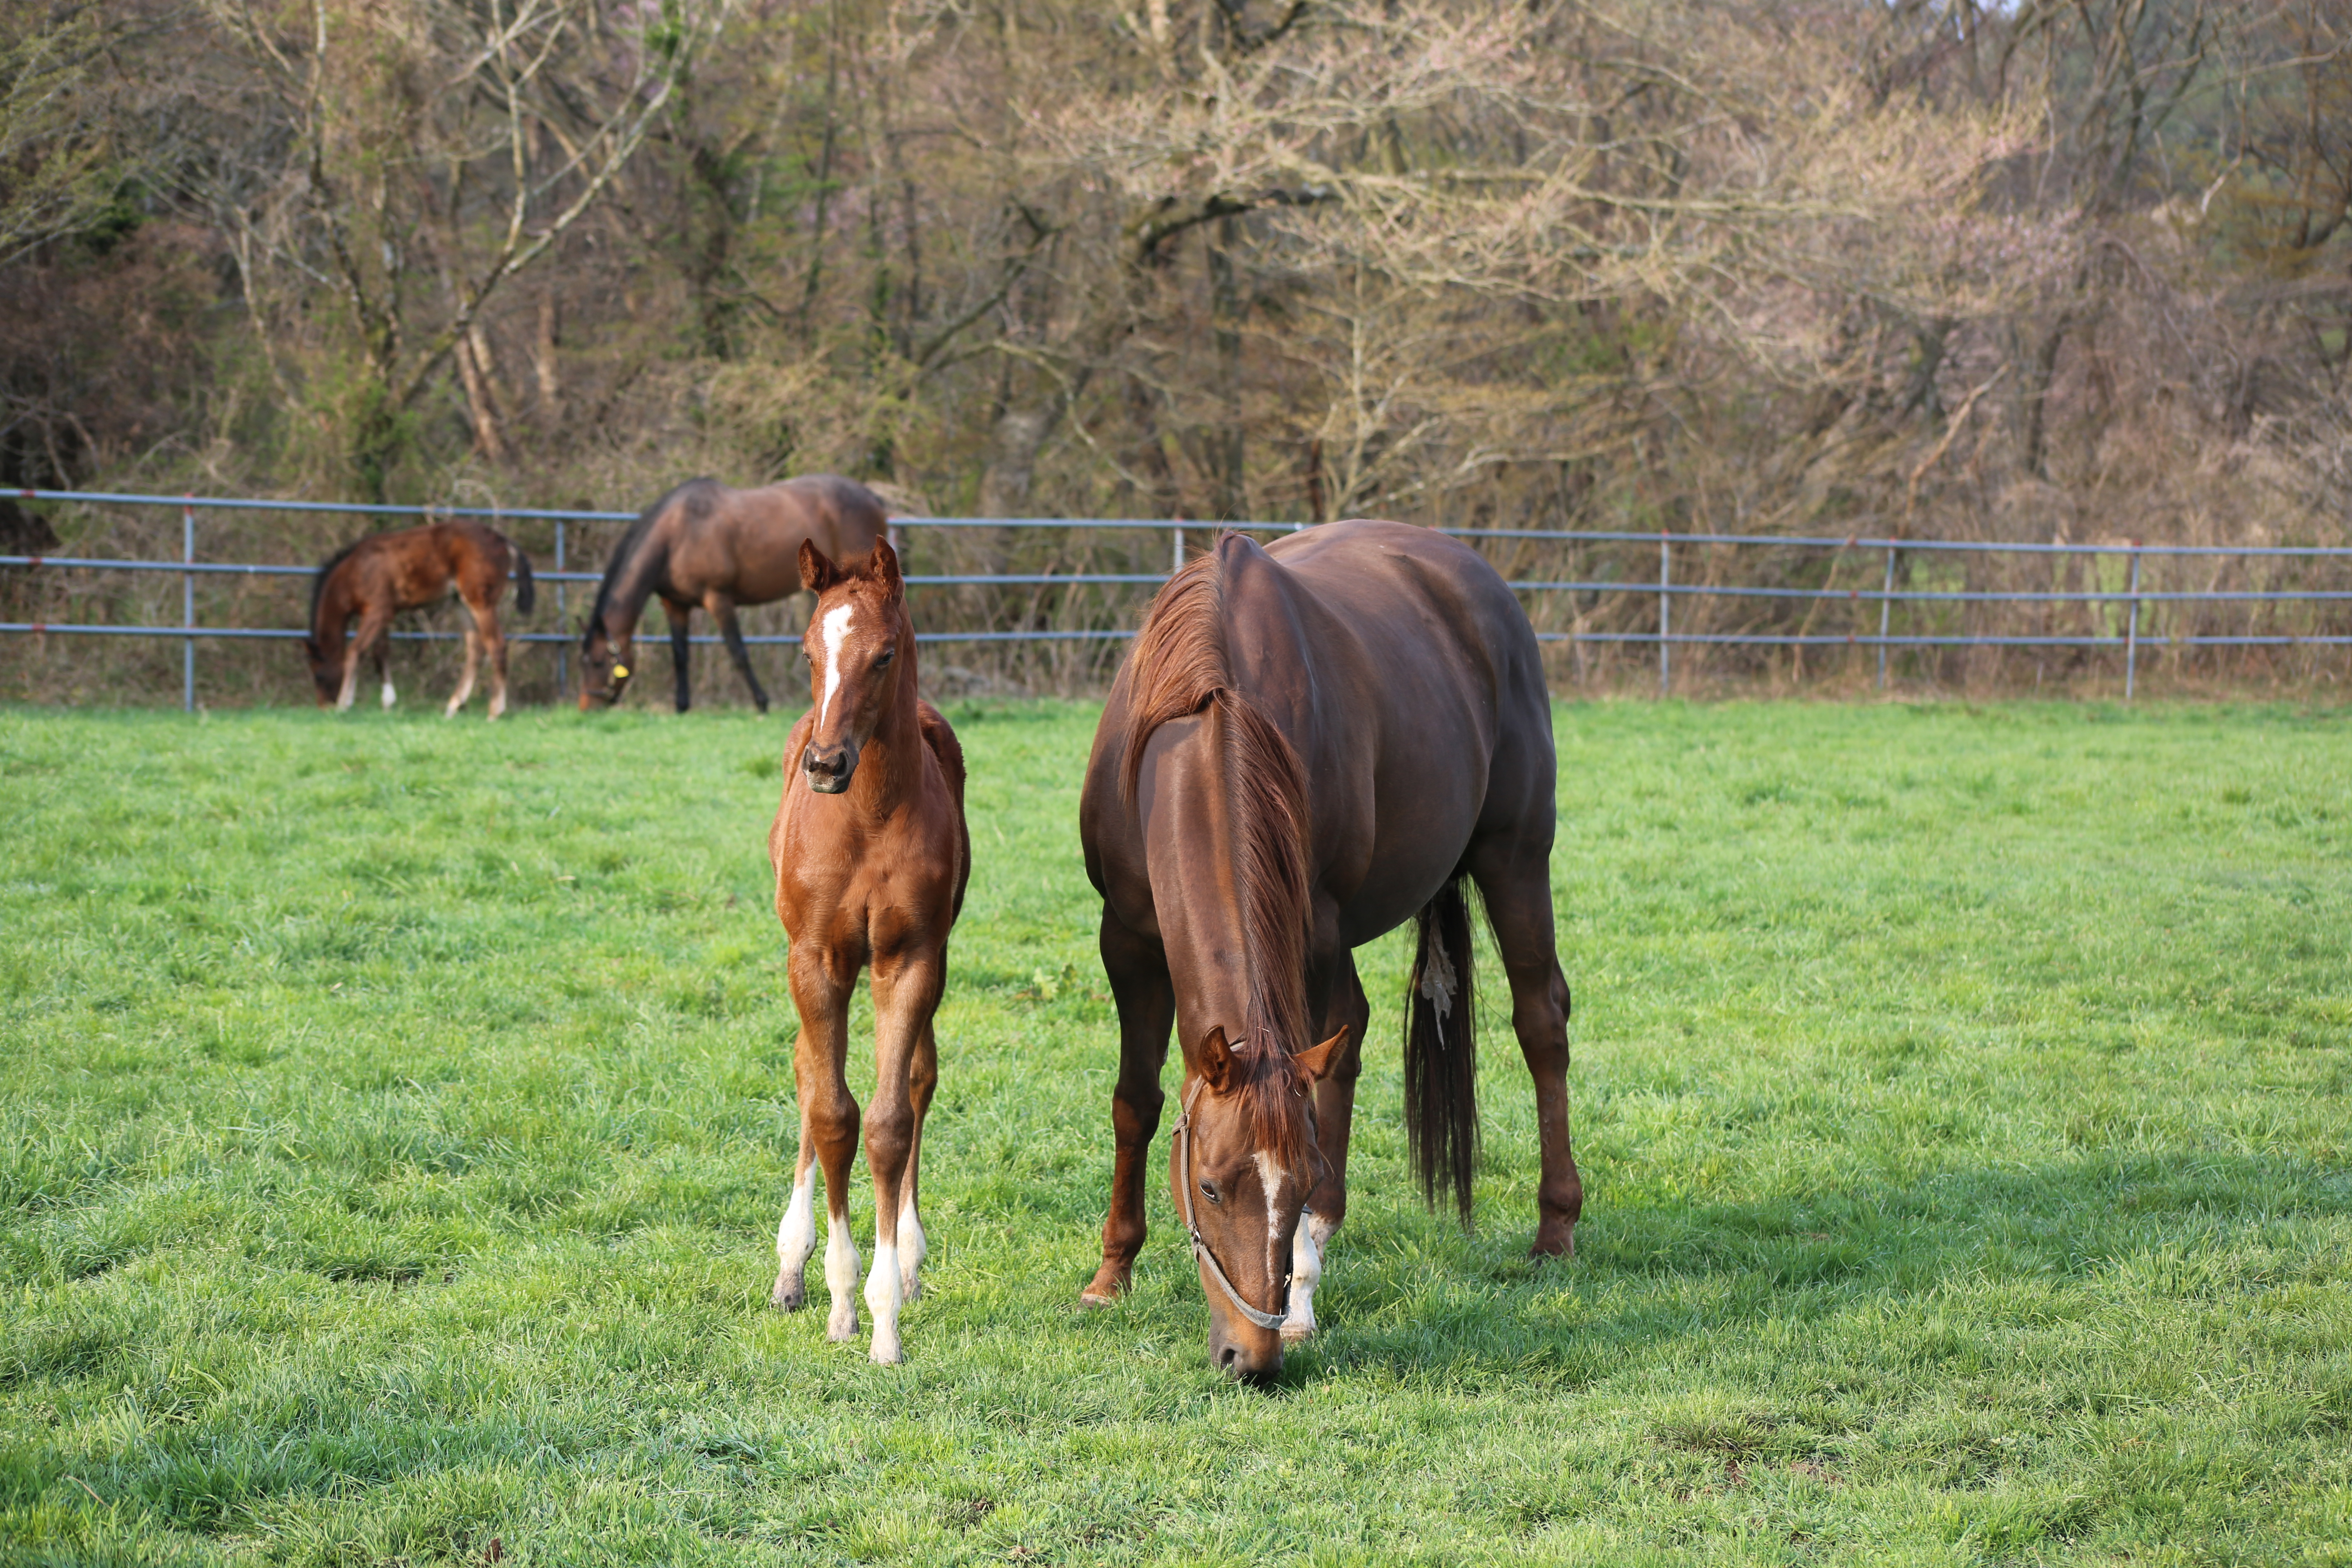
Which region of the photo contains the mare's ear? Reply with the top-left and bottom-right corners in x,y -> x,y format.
866,535 -> 903,598
1198,1025 -> 1241,1094
1292,1027 -> 1348,1083
800,538 -> 842,594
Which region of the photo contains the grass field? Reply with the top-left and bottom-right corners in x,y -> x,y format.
3,700 -> 2350,1566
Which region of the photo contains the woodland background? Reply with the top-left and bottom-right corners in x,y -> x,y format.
5,0 -> 2352,702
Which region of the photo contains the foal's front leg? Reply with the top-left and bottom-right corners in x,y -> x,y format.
862,946 -> 944,1364
775,941 -> 863,1340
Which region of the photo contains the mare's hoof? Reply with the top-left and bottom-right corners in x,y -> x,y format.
1528,1224 -> 1576,1260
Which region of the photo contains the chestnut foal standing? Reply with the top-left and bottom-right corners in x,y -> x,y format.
766,537 -> 969,1363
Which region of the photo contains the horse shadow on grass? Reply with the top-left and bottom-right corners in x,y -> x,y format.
1268,1144 -> 2352,1393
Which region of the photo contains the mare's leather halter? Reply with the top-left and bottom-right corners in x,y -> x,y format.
1173,1075 -> 1298,1332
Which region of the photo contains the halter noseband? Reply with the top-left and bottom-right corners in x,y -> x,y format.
1173,1075 -> 1301,1333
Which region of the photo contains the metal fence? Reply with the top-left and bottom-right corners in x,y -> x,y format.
6,487 -> 2352,709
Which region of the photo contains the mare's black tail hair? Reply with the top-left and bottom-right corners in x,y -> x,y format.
1403,875 -> 1481,1225
509,541 -> 536,615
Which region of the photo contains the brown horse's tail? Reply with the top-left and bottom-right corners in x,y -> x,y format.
1404,874 -> 1481,1226
507,538 -> 537,615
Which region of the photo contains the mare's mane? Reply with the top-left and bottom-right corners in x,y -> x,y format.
584,478 -> 714,648
1119,538 -> 1315,1169
308,539 -> 365,638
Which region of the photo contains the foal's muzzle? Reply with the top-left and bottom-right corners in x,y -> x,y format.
804,742 -> 858,793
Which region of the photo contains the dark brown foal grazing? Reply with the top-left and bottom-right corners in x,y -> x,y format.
580,474 -> 887,714
766,536 -> 969,1364
1077,523 -> 1582,1381
305,521 -> 535,718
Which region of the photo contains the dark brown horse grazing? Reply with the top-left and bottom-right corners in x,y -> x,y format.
305,521 -> 535,718
579,475 -> 888,714
766,536 -> 969,1364
1076,522 -> 1581,1381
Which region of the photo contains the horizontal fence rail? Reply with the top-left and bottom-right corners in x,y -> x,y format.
5,488 -> 2350,708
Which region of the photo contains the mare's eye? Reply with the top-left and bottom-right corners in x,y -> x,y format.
875,648 -> 895,667
1200,1180 -> 1221,1205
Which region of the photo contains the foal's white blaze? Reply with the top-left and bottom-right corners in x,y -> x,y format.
896,1193 -> 925,1301
817,604 -> 855,728
864,1241 -> 904,1364
823,1212 -> 861,1342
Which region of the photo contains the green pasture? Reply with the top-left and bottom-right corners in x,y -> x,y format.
3,700 -> 2349,1566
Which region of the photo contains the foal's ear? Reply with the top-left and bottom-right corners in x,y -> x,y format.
866,535 -> 903,598
1292,1027 -> 1348,1083
800,538 -> 843,593
1198,1025 -> 1241,1094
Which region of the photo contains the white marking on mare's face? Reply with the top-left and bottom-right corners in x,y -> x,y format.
817,604 -> 855,728
1253,1150 -> 1288,1285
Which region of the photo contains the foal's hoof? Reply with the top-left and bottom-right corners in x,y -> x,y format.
771,1274 -> 807,1312
868,1332 -> 903,1366
1279,1321 -> 1316,1347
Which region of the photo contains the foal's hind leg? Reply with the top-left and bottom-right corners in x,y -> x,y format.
1467,841 -> 1583,1258
894,1013 -> 940,1304
862,947 -> 944,1364
445,620 -> 481,718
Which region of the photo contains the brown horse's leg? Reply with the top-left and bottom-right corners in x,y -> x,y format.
664,599 -> 693,713
897,1011 -> 941,1305
1288,952 -> 1370,1342
777,941 -> 863,1338
1082,909 -> 1175,1306
346,607 -> 394,711
705,591 -> 770,714
445,619 -> 481,718
862,947 -> 944,1364
1468,844 -> 1583,1258
475,597 -> 509,719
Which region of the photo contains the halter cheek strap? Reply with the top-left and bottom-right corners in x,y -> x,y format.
1174,1076 -> 1298,1332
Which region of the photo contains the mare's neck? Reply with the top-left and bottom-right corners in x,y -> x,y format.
602,534 -> 667,641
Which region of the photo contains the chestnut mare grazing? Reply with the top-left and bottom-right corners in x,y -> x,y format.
580,474 -> 887,713
766,537 -> 969,1364
305,521 -> 535,718
1077,523 -> 1582,1381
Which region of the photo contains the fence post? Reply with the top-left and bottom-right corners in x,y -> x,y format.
2124,542 -> 2143,702
1172,523 -> 1183,575
1658,532 -> 1671,696
1877,544 -> 1896,690
182,499 -> 195,713
554,520 -> 567,701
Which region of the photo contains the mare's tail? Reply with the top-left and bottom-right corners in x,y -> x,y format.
1403,875 -> 1481,1225
508,540 -> 537,615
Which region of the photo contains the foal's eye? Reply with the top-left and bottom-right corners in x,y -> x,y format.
1200,1180 -> 1221,1205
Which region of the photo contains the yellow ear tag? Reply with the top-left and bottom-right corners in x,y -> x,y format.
611,664 -> 629,679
